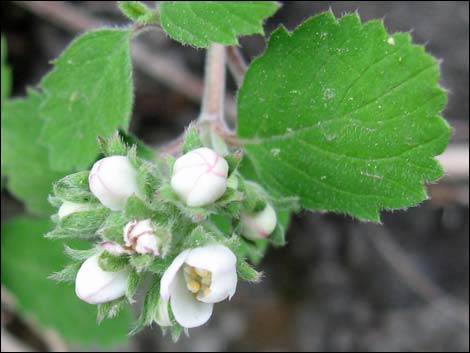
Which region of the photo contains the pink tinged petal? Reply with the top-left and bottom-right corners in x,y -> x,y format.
75,254 -> 128,304
135,233 -> 160,256
186,172 -> 227,207
160,249 -> 191,301
241,203 -> 277,241
171,147 -> 228,207
100,242 -> 133,256
170,271 -> 213,328
89,156 -> 142,211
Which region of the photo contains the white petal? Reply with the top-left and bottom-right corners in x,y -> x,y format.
197,267 -> 237,304
100,242 -> 133,256
185,244 -> 236,274
170,165 -> 208,203
135,233 -> 159,255
75,254 -> 128,304
160,249 -> 190,301
170,271 -> 213,328
241,203 -> 277,241
186,173 -> 227,207
89,156 -> 141,211
58,201 -> 89,219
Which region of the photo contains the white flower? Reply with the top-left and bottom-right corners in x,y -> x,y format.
160,244 -> 237,328
241,203 -> 277,241
124,219 -> 160,256
75,254 -> 129,304
171,147 -> 228,207
58,201 -> 90,219
89,156 -> 141,211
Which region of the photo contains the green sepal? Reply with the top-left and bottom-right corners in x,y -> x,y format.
130,253 -> 155,273
98,251 -> 129,272
181,124 -> 203,154
53,171 -> 96,203
97,212 -> 128,242
97,297 -> 128,324
98,132 -> 128,156
126,268 -> 141,303
237,258 -> 262,282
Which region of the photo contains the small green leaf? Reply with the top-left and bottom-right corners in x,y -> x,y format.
1,35 -> 11,104
125,194 -> 155,219
159,1 -> 279,48
40,29 -> 134,171
126,268 -> 141,302
1,217 -> 132,347
56,207 -> 109,236
1,91 -> 67,214
238,12 -> 450,221
118,1 -> 158,24
98,132 -> 128,156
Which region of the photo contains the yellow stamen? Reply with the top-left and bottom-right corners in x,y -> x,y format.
186,280 -> 201,293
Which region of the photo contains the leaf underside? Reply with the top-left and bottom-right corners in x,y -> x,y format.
159,1 -> 279,48
237,11 -> 450,222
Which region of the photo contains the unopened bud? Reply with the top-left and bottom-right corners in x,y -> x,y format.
75,254 -> 129,304
124,219 -> 160,256
89,156 -> 141,211
241,203 -> 277,241
171,147 -> 228,207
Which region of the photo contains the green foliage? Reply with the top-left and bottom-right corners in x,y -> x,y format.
118,1 -> 158,24
1,91 -> 66,214
181,124 -> 203,154
1,217 -> 132,347
40,29 -> 134,171
237,11 -> 450,222
159,1 -> 279,47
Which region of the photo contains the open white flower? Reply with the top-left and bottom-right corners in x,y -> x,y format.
75,254 -> 129,304
58,201 -> 90,219
241,203 -> 277,241
89,155 -> 142,211
171,147 -> 228,207
160,244 -> 237,328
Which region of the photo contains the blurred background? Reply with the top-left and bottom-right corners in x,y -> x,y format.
1,1 -> 468,351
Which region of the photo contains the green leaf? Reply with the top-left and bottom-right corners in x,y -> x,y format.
159,1 -> 279,48
1,217 -> 132,347
1,35 -> 11,104
118,1 -> 158,24
237,12 -> 450,222
1,91 -> 66,214
40,29 -> 134,171
181,124 -> 203,154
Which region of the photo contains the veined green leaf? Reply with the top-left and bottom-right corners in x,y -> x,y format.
238,12 -> 450,221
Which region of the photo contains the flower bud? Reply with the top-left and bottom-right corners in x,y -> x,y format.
58,201 -> 90,219
171,147 -> 228,207
89,156 -> 141,211
124,219 -> 160,256
241,203 -> 277,241
75,254 -> 129,304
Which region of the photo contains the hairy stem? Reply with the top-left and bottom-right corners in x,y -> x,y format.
226,46 -> 248,87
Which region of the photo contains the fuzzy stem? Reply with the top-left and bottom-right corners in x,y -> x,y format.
199,43 -> 227,130
226,46 -> 248,87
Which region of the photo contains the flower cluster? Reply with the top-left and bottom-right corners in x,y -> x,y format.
48,132 -> 293,338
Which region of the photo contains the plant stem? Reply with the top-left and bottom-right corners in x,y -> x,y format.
199,43 -> 227,130
226,46 -> 248,87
